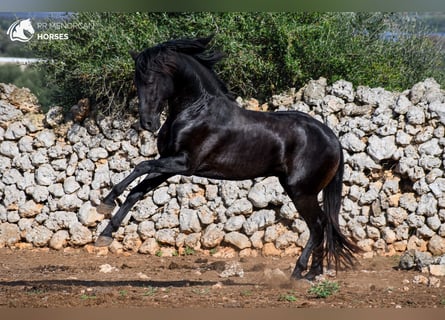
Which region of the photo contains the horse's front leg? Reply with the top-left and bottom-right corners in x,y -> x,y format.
95,173 -> 171,246
97,172 -> 163,216
96,155 -> 189,216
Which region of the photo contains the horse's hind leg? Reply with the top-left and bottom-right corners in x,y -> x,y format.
285,189 -> 326,280
95,174 -> 171,246
304,224 -> 326,280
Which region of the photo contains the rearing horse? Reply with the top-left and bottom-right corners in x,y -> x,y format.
95,35 -> 360,280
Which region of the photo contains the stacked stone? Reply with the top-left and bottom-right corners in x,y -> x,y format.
284,77 -> 445,257
1,79 -> 445,258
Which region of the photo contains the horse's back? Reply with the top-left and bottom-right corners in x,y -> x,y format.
244,109 -> 341,154
169,102 -> 341,183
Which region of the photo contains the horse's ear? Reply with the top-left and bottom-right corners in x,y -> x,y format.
129,50 -> 139,60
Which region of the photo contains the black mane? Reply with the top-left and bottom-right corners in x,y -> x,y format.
162,35 -> 225,70
135,35 -> 234,98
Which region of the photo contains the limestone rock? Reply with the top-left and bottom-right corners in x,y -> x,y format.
179,208 -> 201,233
25,225 -> 53,247
428,235 -> 445,256
367,135 -> 397,161
247,177 -> 285,208
330,79 -> 354,102
49,230 -> 70,250
78,202 -> 103,227
224,231 -> 251,249
69,223 -> 92,246
0,223 -> 20,247
139,238 -> 160,255
201,223 -> 225,248
303,78 -> 327,106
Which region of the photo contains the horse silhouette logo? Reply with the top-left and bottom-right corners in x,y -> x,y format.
7,19 -> 35,42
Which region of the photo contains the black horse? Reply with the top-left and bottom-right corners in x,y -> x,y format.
95,35 -> 360,280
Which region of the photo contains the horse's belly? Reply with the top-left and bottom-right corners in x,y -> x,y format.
194,147 -> 283,180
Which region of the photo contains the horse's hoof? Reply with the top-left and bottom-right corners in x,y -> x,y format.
290,269 -> 304,280
303,272 -> 318,281
95,235 -> 114,247
96,202 -> 116,217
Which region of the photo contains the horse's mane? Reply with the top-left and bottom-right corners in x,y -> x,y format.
136,35 -> 235,99
163,35 -> 224,69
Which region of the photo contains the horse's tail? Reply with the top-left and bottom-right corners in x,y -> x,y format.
323,147 -> 361,270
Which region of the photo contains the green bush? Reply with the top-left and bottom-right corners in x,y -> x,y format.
280,12 -> 445,91
30,12 -> 445,114
308,280 -> 340,298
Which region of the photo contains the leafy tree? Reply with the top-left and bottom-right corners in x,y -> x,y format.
29,12 -> 445,115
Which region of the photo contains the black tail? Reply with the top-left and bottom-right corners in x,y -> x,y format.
323,149 -> 362,270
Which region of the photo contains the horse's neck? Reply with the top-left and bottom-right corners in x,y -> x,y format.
168,65 -> 212,113
182,55 -> 226,94
168,85 -> 209,117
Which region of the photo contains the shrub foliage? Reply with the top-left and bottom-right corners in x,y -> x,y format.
30,12 -> 445,114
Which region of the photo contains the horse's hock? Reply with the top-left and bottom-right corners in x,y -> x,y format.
1,79 -> 445,266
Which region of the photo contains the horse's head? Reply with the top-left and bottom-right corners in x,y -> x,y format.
131,35 -> 218,132
131,46 -> 176,132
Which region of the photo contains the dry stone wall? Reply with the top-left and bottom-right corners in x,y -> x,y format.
1,79 -> 445,259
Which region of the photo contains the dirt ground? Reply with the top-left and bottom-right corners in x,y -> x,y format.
0,247 -> 444,309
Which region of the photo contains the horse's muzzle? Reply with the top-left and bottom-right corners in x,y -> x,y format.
140,117 -> 161,132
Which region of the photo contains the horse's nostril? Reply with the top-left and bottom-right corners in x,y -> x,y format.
141,119 -> 159,132
141,120 -> 152,130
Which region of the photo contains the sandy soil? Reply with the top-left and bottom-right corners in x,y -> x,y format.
0,247 -> 444,308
